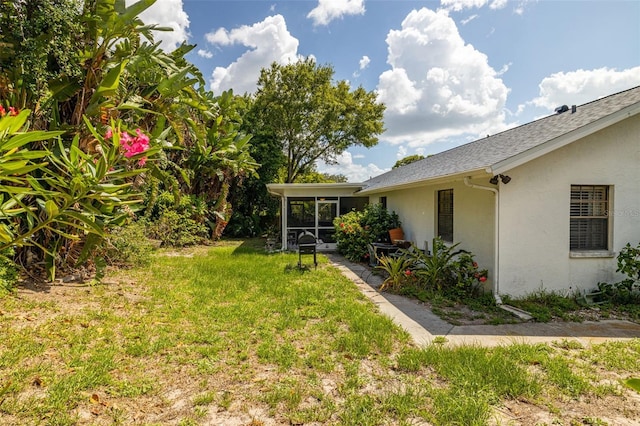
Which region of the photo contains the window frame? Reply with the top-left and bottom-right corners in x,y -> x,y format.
569,185 -> 610,252
437,189 -> 454,243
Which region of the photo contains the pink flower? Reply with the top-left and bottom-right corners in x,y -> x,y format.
138,157 -> 147,166
8,107 -> 18,116
472,262 -> 478,268
104,128 -> 113,139
120,129 -> 149,159
0,106 -> 5,116
404,269 -> 412,276
479,276 -> 487,282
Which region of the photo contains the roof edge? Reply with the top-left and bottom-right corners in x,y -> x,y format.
357,168 -> 489,195
491,101 -> 640,175
266,182 -> 364,195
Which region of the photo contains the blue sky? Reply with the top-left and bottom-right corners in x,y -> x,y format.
135,0 -> 640,181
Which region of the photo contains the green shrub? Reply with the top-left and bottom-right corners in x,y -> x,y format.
0,248 -> 19,294
376,254 -> 417,292
406,237 -> 488,299
103,222 -> 155,267
148,211 -> 208,247
333,204 -> 401,262
597,242 -> 640,304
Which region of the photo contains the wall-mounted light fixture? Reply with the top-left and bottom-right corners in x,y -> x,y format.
490,174 -> 511,185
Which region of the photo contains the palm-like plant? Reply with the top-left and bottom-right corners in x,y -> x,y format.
376,254 -> 416,292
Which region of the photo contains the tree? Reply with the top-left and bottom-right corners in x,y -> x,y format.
251,58 -> 385,183
393,154 -> 425,169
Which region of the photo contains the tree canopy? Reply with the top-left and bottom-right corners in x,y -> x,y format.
393,154 -> 425,169
250,58 -> 385,183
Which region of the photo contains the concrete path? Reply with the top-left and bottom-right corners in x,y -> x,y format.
327,253 -> 640,347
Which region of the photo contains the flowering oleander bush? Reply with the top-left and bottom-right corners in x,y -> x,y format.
0,111 -> 158,280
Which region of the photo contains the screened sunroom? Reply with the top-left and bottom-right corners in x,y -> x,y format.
267,183 -> 369,251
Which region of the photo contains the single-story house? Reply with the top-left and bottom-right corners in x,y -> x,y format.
268,85 -> 640,299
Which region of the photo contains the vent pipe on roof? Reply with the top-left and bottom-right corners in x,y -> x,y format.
555,105 -> 569,114
571,105 -> 577,113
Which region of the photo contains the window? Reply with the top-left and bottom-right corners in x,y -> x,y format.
287,197 -> 315,227
379,196 -> 387,210
437,189 -> 454,242
570,185 -> 609,250
339,197 -> 369,215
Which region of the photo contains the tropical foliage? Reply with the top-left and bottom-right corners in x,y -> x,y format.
0,0 -> 257,284
375,237 -> 489,299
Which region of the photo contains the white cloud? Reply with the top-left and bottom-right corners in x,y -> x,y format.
317,152 -> 388,183
460,14 -> 478,25
359,56 -> 371,70
440,0 -> 510,11
197,49 -> 213,59
128,0 -> 190,51
396,145 -> 407,159
376,8 -> 509,147
531,67 -> 640,110
205,15 -> 301,94
307,0 -> 365,26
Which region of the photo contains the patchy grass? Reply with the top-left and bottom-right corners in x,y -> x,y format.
1,240 -> 639,425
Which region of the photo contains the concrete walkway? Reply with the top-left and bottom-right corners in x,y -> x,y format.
327,253 -> 640,347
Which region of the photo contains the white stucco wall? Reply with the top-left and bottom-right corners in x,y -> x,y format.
498,116 -> 640,297
379,180 -> 496,290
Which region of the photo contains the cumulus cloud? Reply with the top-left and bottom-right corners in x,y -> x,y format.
531,67 -> 640,110
128,0 -> 190,51
197,49 -> 213,59
376,8 -> 509,147
359,56 -> 371,70
307,0 -> 365,26
205,15 -> 301,94
317,151 -> 388,182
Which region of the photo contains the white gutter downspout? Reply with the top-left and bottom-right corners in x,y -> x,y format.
463,177 -> 503,305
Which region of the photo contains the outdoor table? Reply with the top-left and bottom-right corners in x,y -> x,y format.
371,242 -> 400,264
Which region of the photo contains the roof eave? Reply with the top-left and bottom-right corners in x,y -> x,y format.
358,168 -> 490,195
266,182 -> 365,196
490,101 -> 640,175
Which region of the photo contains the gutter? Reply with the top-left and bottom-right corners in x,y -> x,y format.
463,177 -> 502,305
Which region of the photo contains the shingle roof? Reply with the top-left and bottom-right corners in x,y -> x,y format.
360,85 -> 640,194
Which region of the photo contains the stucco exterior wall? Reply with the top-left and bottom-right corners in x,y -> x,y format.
379,180 -> 496,290
498,116 -> 640,297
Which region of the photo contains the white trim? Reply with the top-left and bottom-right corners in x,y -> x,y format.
569,251 -> 616,259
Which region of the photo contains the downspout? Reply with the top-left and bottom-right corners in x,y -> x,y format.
463,177 -> 503,305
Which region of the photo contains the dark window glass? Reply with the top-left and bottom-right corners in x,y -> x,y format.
339,197 -> 369,215
437,189 -> 454,242
317,201 -> 337,227
287,197 -> 315,227
380,196 -> 387,210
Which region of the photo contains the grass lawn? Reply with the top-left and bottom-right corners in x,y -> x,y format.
1,239 -> 639,425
